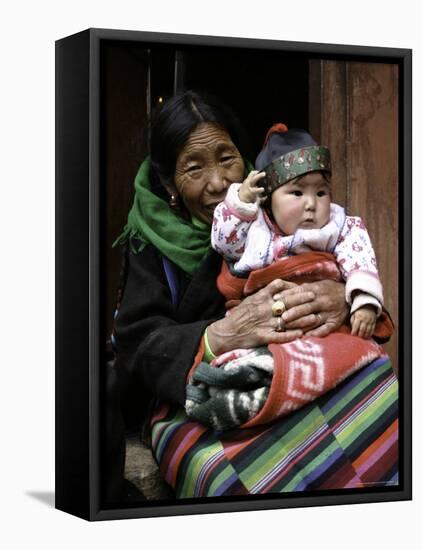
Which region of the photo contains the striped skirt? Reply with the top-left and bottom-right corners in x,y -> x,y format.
151,356 -> 398,497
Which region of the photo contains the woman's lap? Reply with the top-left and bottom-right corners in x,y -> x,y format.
151,356 -> 398,498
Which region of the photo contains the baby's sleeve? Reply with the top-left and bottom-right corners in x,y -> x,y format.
211,183 -> 259,262
334,216 -> 384,314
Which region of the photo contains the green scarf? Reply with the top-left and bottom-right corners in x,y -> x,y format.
114,157 -> 253,275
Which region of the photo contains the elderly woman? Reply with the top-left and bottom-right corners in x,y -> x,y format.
108,91 -> 398,501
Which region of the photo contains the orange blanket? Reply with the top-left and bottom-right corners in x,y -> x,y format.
215,252 -> 394,428
217,251 -> 393,342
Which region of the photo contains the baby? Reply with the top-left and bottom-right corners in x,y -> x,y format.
212,124 -> 383,339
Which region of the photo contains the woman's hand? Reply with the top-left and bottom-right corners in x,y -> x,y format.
277,279 -> 349,337
206,279 -> 315,355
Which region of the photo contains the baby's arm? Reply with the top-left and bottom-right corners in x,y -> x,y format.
350,304 -> 377,339
334,216 -> 384,313
333,215 -> 384,339
211,171 -> 266,261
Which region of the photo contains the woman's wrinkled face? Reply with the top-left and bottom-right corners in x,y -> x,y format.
173,123 -> 245,224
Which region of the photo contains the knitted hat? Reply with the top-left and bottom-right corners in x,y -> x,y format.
255,123 -> 331,195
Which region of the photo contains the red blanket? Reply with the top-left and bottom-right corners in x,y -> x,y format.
215,252 -> 394,428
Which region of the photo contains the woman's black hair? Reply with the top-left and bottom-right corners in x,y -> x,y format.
148,90 -> 249,198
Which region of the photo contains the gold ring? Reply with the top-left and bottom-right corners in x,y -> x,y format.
272,299 -> 287,317
316,313 -> 323,326
275,316 -> 286,332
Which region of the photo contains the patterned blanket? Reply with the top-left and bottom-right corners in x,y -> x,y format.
186,252 -> 393,430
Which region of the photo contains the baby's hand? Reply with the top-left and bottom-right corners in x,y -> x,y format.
238,170 -> 266,203
350,305 -> 377,339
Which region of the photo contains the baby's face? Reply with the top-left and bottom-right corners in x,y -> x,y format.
270,171 -> 331,235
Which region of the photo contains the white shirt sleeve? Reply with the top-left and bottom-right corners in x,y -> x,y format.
211,183 -> 259,262
334,216 -> 384,314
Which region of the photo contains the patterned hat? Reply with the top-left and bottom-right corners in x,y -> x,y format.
255,123 -> 331,195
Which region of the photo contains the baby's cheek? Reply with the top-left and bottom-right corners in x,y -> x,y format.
284,204 -> 302,223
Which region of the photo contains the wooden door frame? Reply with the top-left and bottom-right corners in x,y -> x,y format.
309,59 -> 400,371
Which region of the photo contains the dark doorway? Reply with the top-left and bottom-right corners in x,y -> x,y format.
181,46 -> 309,157
102,41 -> 310,345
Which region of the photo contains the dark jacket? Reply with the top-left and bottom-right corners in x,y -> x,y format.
113,243 -> 226,409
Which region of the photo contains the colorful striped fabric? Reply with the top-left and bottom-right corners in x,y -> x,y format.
151,356 -> 398,497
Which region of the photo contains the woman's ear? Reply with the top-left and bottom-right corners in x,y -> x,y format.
161,181 -> 182,210
162,181 -> 178,200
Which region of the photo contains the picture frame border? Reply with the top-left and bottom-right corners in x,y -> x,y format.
55,27 -> 412,521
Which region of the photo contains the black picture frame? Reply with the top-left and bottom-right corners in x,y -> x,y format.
55,28 -> 412,521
